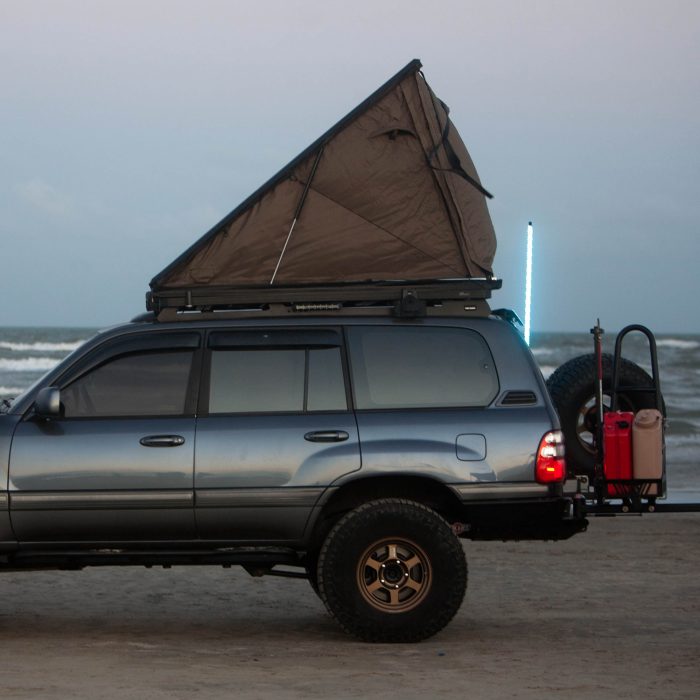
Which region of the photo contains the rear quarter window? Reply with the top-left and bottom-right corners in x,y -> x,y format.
347,326 -> 498,410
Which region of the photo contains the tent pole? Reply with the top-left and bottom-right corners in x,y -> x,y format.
270,147 -> 325,285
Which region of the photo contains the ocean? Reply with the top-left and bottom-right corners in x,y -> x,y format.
1,326 -> 698,499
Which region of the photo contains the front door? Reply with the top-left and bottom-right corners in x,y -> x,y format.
9,332 -> 201,542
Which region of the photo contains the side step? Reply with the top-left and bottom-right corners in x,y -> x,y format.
0,547 -> 303,572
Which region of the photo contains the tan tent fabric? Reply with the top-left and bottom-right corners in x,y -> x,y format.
151,61 -> 496,292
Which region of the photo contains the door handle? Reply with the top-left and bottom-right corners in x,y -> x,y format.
304,430 -> 350,443
139,435 -> 186,447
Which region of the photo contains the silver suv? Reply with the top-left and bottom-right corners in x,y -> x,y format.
0,296 -> 583,641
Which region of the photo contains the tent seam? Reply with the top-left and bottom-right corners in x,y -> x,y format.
295,185 -> 465,276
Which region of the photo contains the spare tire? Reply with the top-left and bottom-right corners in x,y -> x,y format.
546,353 -> 661,477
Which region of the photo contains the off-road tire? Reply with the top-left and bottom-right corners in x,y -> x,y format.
546,353 -> 660,477
316,498 -> 467,643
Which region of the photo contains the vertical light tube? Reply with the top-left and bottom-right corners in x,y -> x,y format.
524,221 -> 533,346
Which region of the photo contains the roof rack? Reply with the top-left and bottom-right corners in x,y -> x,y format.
146,278 -> 502,321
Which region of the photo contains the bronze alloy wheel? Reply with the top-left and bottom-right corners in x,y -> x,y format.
356,538 -> 432,613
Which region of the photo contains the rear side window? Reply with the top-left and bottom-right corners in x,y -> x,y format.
61,351 -> 194,418
209,347 -> 347,414
307,348 -> 347,411
347,326 -> 498,409
210,349 -> 305,413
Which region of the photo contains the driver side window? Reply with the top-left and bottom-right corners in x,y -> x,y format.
61,350 -> 194,418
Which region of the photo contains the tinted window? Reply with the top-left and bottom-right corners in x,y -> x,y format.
307,348 -> 347,411
62,351 -> 194,417
210,349 -> 305,413
347,326 -> 498,409
209,347 -> 347,414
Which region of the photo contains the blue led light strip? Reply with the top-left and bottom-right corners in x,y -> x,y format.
524,221 -> 533,346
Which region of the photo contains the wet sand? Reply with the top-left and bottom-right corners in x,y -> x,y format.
1,514 -> 699,699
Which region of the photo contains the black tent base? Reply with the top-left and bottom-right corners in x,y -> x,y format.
146,278 -> 502,319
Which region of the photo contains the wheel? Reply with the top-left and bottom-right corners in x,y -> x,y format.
316,498 -> 467,643
546,353 -> 661,477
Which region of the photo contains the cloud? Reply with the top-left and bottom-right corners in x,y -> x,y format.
14,178 -> 74,217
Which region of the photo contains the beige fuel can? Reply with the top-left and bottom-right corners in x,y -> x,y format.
632,409 -> 664,495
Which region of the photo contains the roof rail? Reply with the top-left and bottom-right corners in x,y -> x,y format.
146,278 -> 501,321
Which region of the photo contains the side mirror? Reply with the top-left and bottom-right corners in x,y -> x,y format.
34,387 -> 61,418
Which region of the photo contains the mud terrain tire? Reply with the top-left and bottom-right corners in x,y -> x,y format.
317,498 -> 467,643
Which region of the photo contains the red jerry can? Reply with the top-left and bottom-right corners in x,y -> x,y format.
603,411 -> 634,496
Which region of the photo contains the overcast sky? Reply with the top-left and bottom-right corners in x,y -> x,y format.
1,0 -> 698,332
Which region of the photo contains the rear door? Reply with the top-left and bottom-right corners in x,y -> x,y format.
194,328 -> 360,541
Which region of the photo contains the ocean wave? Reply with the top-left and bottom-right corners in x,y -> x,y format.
0,340 -> 84,352
530,347 -> 556,357
0,386 -> 23,396
0,357 -> 60,372
666,419 -> 700,437
538,365 -> 557,379
656,339 -> 700,350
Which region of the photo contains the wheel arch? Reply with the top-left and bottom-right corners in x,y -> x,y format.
306,474 -> 464,551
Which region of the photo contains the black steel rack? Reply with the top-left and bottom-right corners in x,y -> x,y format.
574,323 -> 697,515
146,278 -> 502,321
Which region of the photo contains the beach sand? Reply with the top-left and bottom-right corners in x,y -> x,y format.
1,513 -> 698,699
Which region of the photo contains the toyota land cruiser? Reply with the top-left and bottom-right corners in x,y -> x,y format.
0,284 -> 585,642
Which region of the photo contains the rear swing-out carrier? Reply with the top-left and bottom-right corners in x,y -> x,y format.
574,323 -> 699,515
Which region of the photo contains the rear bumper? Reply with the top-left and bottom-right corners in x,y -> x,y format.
455,496 -> 588,541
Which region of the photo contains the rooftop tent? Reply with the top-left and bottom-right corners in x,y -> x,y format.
148,59 -> 497,306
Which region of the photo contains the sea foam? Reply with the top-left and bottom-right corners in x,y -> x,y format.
0,357 -> 60,372
0,386 -> 23,396
0,340 -> 83,352
656,339 -> 700,350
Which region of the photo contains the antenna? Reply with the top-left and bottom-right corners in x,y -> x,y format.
524,221 -> 533,346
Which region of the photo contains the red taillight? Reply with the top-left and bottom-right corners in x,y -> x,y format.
536,430 -> 566,483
